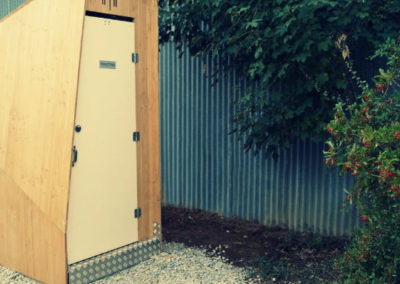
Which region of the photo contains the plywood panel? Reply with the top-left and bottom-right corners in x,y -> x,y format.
0,171 -> 67,283
85,0 -> 134,17
0,0 -> 161,282
133,0 -> 162,241
109,0 -> 133,17
0,0 -> 86,282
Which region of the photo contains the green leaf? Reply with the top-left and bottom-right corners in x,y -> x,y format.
336,79 -> 347,89
317,40 -> 330,51
316,73 -> 329,85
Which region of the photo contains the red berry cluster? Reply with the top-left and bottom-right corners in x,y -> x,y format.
327,125 -> 333,134
390,185 -> 400,198
375,83 -> 389,93
362,141 -> 371,148
378,169 -> 395,179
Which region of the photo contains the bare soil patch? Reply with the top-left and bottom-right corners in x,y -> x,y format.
162,205 -> 348,283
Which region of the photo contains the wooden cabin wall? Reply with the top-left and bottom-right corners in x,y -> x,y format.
84,0 -> 162,241
85,0 -> 134,17
133,0 -> 162,241
0,0 -> 86,283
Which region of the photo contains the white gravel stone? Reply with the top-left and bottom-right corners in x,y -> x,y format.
0,242 -> 260,284
0,266 -> 37,284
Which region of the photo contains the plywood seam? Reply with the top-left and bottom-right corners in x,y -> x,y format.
0,169 -> 66,234
0,0 -> 35,24
65,1 -> 87,268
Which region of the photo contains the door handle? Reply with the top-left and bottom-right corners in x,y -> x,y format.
72,146 -> 78,167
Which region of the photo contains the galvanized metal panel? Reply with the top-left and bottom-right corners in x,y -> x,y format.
0,0 -> 27,19
160,42 -> 360,236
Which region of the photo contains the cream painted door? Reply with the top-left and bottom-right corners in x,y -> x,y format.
67,15 -> 137,265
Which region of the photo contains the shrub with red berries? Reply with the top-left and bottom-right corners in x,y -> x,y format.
324,37 -> 400,283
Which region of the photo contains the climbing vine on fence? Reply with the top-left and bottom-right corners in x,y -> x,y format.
159,0 -> 400,156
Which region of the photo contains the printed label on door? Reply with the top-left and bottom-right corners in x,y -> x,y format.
99,60 -> 116,69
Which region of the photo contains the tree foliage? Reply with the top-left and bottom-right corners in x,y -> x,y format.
159,0 -> 400,156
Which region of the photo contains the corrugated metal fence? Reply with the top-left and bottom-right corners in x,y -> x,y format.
159,42 -> 360,236
0,0 -> 26,19
1,2 -> 360,236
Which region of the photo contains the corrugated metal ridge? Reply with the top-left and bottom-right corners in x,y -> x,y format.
160,42 -> 360,236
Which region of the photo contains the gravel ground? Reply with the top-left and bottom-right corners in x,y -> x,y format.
0,242 -> 260,284
0,265 -> 36,284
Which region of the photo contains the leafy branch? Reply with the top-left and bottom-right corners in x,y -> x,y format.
159,0 -> 400,156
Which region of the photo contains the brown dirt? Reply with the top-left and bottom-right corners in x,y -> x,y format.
162,205 -> 349,283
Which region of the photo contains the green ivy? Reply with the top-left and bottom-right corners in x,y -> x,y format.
159,0 -> 400,156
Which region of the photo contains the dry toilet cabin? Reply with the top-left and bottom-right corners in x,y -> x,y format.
0,0 -> 161,283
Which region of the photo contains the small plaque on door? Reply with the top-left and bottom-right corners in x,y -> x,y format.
99,60 -> 116,69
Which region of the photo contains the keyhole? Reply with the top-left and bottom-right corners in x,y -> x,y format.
75,125 -> 82,133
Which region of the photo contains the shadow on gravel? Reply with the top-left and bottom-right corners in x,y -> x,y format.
162,205 -> 349,284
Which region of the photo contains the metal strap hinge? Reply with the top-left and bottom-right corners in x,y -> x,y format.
134,208 -> 142,218
132,53 -> 139,63
133,131 -> 140,142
